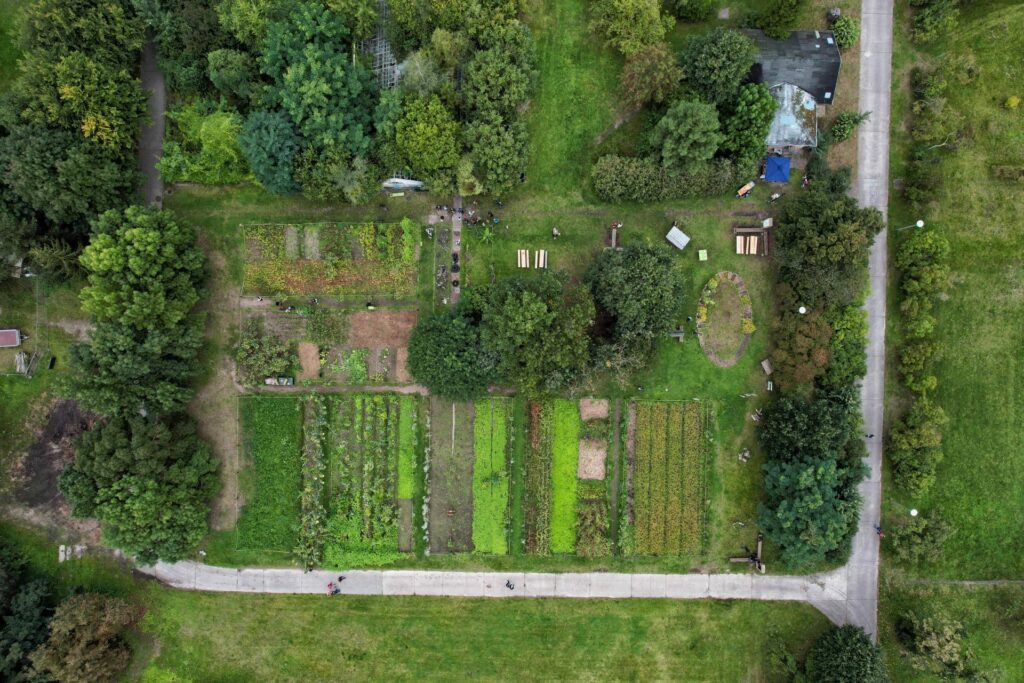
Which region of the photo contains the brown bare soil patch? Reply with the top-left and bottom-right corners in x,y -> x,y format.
577,438 -> 607,480
579,398 -> 609,421
296,342 -> 320,380
346,310 -> 418,347
394,347 -> 411,383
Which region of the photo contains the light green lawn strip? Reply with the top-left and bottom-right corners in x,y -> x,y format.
472,398 -> 509,554
397,396 -> 416,500
550,399 -> 580,553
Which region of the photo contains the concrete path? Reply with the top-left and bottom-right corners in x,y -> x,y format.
142,561 -> 847,614
846,0 -> 896,640
138,32 -> 166,207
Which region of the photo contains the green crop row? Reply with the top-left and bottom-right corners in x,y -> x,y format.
550,400 -> 580,553
397,396 -> 417,500
664,403 -> 685,555
295,396 -> 328,568
237,396 -> 303,552
472,398 -> 510,555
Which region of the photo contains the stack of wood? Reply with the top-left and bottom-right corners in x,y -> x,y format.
733,219 -> 772,256
517,249 -> 530,268
534,250 -> 548,269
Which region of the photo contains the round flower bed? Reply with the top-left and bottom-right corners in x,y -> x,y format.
696,271 -> 755,368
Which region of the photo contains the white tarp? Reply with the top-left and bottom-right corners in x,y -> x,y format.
666,226 -> 691,251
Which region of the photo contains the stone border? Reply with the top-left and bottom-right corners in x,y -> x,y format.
696,271 -> 754,368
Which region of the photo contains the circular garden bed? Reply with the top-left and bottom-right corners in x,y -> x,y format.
696,272 -> 755,368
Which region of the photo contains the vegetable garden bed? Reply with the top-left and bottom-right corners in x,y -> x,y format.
628,401 -> 710,556
242,221 -> 420,297
472,398 -> 511,555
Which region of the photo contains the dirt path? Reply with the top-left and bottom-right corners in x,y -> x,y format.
138,31 -> 165,206
189,247 -> 241,530
610,399 -> 621,539
48,320 -> 92,341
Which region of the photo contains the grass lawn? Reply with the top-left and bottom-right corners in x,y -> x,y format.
0,0 -> 24,93
884,1 -> 1024,580
549,399 -> 580,553
472,398 -> 510,555
236,395 -> 303,553
142,589 -> 830,681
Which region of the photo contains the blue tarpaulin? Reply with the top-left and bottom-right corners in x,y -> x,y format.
764,156 -> 791,183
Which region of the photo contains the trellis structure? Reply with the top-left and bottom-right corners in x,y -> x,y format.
360,0 -> 399,89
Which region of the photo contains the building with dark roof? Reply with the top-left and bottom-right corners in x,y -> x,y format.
744,29 -> 842,105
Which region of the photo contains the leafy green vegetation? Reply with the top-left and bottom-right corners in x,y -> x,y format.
397,396 -> 417,500
550,400 -> 580,553
472,398 -> 510,554
237,396 -> 303,552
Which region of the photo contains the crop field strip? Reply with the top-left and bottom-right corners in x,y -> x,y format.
472,398 -> 511,555
325,394 -> 402,566
550,400 -> 580,553
524,401 -> 553,555
237,396 -> 303,553
427,399 -> 475,554
241,221 -> 419,297
631,401 -> 707,556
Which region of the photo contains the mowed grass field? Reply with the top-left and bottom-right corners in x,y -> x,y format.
887,1 -> 1024,580
142,589 -> 830,681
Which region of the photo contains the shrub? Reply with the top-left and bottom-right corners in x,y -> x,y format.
240,111 -> 302,195
888,513 -> 954,564
307,308 -> 348,346
619,43 -> 683,109
1006,96 -> 1021,110
805,625 -> 888,683
665,0 -> 716,22
754,0 -> 806,41
912,0 -> 959,43
889,398 -> 947,496
898,611 -> 989,679
157,104 -> 250,185
831,16 -> 860,50
830,110 -> 871,142
235,318 -> 293,383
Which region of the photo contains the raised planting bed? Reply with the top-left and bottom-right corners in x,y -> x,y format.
242,221 -> 420,298
237,396 -> 303,552
696,272 -> 755,368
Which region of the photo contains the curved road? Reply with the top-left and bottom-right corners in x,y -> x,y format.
140,0 -> 894,641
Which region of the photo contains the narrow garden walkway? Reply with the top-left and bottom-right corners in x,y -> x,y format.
138,32 -> 165,206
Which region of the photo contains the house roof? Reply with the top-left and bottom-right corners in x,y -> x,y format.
744,29 -> 841,104
766,83 -> 818,148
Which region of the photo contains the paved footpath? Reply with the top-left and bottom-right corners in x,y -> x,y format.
138,31 -> 166,207
139,0 -> 894,641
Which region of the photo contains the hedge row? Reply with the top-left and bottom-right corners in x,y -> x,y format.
591,155 -> 753,203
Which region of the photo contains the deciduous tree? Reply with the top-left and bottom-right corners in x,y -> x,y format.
805,625 -> 888,683
678,28 -> 756,105
79,206 -> 205,330
395,95 -> 460,191
464,112 -> 527,195
239,110 -> 302,195
650,98 -> 722,172
589,0 -> 673,56
720,83 -> 777,162
30,593 -> 136,683
619,43 -> 683,109
407,308 -> 497,400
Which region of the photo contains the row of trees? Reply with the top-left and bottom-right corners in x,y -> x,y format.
408,244 -> 684,399
889,230 -> 951,497
0,540 -> 138,682
0,0 -> 146,263
758,162 -> 882,568
592,28 -> 775,202
143,0 -> 535,200
60,206 -> 219,564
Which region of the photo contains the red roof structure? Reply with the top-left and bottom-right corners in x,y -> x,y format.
0,329 -> 21,348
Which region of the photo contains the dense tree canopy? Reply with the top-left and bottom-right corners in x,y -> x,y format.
475,273 -> 595,395
30,593 -> 136,683
650,99 -> 722,171
678,28 -> 756,106
462,46 -> 532,118
619,43 -> 683,109
79,206 -> 205,330
66,320 -> 204,416
589,0 -> 673,56
769,284 -> 833,393
774,188 -> 884,307
239,111 -> 302,194
407,308 -> 497,400
757,388 -> 865,567
720,83 -> 778,162
464,113 -> 528,195
588,244 -> 685,353
396,95 -> 460,191
60,417 -> 219,563
23,0 -> 144,67
262,3 -> 377,154
805,625 -> 889,683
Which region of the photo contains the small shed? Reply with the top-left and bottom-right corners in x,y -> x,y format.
666,226 -> 691,251
0,329 -> 21,348
764,156 -> 791,182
